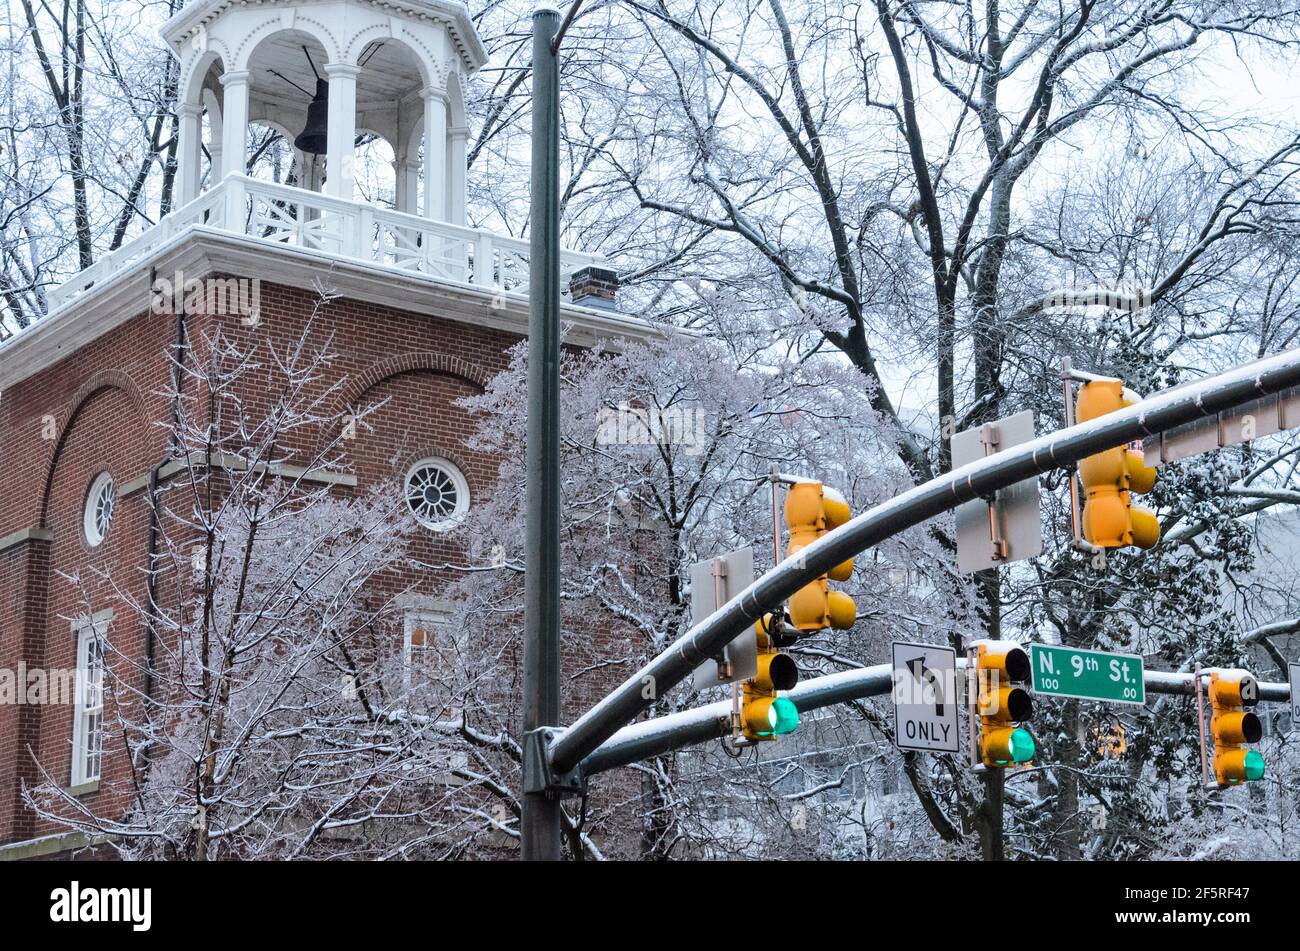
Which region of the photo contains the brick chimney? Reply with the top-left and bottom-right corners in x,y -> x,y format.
568,266 -> 619,310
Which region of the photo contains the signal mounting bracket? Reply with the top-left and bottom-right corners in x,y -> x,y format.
523,727 -> 587,797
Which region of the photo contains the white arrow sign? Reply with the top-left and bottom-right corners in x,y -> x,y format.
891,641 -> 960,753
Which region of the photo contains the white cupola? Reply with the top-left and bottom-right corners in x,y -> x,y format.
161,0 -> 487,224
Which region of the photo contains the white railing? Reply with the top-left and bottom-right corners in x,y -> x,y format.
49,187 -> 227,309
48,175 -> 602,312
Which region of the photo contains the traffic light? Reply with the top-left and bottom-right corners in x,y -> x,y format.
741,615 -> 800,741
1075,380 -> 1160,550
1208,669 -> 1265,786
974,640 -> 1035,767
784,482 -> 856,633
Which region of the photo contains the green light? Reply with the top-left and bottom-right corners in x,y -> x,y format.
1244,749 -> 1265,782
1008,728 -> 1035,764
771,697 -> 800,735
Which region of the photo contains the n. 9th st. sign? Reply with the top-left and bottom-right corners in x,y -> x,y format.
1030,644 -> 1145,705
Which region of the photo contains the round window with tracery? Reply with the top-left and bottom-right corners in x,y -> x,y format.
404,458 -> 469,531
84,472 -> 115,547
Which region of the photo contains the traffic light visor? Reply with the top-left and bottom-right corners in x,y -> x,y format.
827,590 -> 856,629
1008,728 -> 1035,763
745,696 -> 800,737
1211,674 -> 1259,707
1213,711 -> 1262,745
770,697 -> 800,735
785,482 -> 825,531
979,643 -> 1030,681
822,487 -> 851,528
984,727 -> 1035,765
980,685 -> 1034,721
1220,748 -> 1266,783
1076,380 -> 1125,421
1244,749 -> 1265,781
756,651 -> 800,692
1129,505 -> 1160,549
1125,450 -> 1157,494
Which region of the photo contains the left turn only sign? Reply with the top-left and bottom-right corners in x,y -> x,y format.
891,641 -> 961,753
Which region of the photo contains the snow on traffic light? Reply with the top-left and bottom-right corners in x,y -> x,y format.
1075,380 -> 1160,551
783,481 -> 856,632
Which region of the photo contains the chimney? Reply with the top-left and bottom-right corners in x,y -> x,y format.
568,266 -> 619,310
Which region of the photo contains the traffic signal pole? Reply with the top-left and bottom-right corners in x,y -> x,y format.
548,345 -> 1300,779
521,2 -> 563,862
577,662 -> 1293,777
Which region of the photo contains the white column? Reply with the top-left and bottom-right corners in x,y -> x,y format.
219,70 -> 250,181
395,158 -> 420,214
177,103 -> 202,206
203,87 -> 223,188
324,63 -> 361,200
306,153 -> 325,193
448,125 -> 468,226
422,87 -> 448,221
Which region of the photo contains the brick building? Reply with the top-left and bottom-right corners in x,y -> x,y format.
0,0 -> 653,858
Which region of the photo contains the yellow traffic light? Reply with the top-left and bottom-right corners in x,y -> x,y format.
784,482 -> 856,632
1075,381 -> 1159,550
741,616 -> 800,741
1208,670 -> 1265,786
975,640 -> 1035,767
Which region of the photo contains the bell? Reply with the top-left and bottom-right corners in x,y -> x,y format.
294,79 -> 330,154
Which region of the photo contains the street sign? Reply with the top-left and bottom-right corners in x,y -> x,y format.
690,547 -> 758,691
953,411 -> 1042,573
891,641 -> 960,753
1030,644 -> 1145,705
1290,663 -> 1300,731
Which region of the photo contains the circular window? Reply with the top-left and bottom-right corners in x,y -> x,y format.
404,458 -> 469,531
84,472 -> 115,547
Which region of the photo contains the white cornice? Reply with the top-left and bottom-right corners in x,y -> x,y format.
161,0 -> 489,74
0,228 -> 668,391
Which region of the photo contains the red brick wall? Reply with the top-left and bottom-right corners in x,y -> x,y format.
0,304 -> 175,843
0,272 -> 637,852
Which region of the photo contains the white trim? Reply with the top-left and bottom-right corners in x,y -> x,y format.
404,456 -> 469,531
83,472 -> 115,547
71,611 -> 111,788
160,0 -> 490,74
0,228 -> 668,391
402,605 -> 453,692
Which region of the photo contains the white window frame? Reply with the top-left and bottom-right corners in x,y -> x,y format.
71,611 -> 111,787
403,457 -> 470,532
402,606 -> 455,692
83,471 -> 115,547
401,604 -> 469,779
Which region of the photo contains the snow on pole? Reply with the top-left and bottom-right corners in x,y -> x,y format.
552,346 -> 1300,777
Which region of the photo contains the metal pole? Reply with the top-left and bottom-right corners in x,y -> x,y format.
550,346 -> 1300,776
1062,358 -> 1084,545
578,662 -> 1293,776
521,1 -> 563,862
1194,667 -> 1211,788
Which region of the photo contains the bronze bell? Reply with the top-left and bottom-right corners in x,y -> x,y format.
294,79 -> 330,154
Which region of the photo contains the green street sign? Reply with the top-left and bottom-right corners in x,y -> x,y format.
1030,644 -> 1145,705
